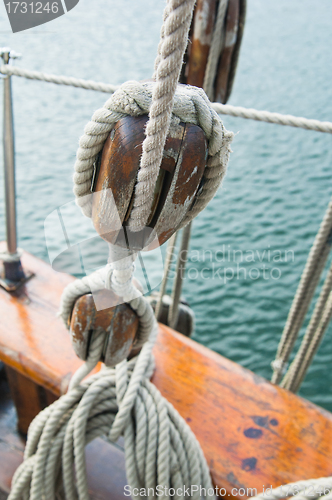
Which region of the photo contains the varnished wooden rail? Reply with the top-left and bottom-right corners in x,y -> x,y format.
0,243 -> 332,499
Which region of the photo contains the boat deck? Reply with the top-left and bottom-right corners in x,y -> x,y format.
1,245 -> 332,498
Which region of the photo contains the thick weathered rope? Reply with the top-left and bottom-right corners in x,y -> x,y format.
9,243 -> 216,500
212,103 -> 332,133
2,64 -> 332,133
271,198 -> 332,384
128,0 -> 196,232
73,80 -> 233,227
282,260 -> 332,392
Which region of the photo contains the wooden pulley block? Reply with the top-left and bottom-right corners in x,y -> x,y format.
91,114 -> 207,251
182,0 -> 246,103
69,289 -> 139,367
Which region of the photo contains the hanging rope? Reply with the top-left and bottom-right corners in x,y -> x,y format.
271,197 -> 332,384
160,0 -> 230,328
8,323 -> 215,500
282,260 -> 332,392
8,1 -> 234,498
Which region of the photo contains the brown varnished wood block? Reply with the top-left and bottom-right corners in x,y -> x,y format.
92,116 -> 206,250
1,243 -> 332,497
92,115 -> 149,241
146,121 -> 207,248
214,0 -> 247,104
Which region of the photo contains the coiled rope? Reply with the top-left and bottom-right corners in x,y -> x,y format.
0,64 -> 119,93
2,64 -> 332,134
9,240 -> 217,500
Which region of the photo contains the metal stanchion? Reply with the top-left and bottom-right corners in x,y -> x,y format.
0,48 -> 33,291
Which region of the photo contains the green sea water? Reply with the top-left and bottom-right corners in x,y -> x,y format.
0,0 -> 332,409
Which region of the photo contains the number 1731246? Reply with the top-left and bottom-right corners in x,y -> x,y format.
5,1 -> 59,14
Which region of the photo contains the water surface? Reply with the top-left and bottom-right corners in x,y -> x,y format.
0,0 -> 332,409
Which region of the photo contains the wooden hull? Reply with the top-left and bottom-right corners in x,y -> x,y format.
0,242 -> 332,498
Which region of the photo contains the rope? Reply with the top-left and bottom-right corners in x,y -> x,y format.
251,477 -> 332,500
165,0 -> 232,330
164,0 -> 229,331
203,0 -> 228,100
155,232 -> 178,320
10,237 -> 216,499
0,247 -> 22,263
159,0 -> 229,331
271,198 -> 332,384
72,80 -> 233,227
282,261 -> 332,392
2,65 -> 332,134
127,0 -> 196,232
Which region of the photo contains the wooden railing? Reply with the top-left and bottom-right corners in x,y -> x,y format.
0,242 -> 332,499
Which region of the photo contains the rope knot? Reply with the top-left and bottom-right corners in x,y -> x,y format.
73,78 -> 233,229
